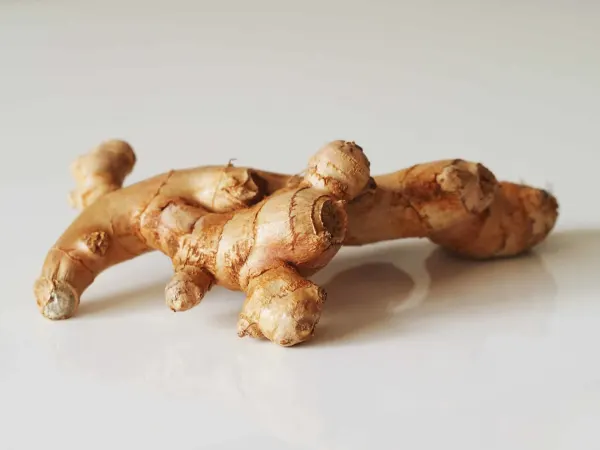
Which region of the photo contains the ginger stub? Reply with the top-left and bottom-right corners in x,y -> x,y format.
34,139 -> 558,346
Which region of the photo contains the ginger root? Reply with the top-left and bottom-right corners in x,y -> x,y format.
34,139 -> 558,346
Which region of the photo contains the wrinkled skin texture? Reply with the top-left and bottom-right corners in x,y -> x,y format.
34,139 -> 559,346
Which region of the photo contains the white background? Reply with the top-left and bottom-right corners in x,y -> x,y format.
1,1 -> 599,449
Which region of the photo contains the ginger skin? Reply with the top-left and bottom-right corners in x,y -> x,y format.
34,139 -> 558,346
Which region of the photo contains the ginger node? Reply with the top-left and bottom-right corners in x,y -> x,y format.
83,231 -> 110,256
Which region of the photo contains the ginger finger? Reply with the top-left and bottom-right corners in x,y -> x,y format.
165,266 -> 214,312
238,264 -> 325,346
429,182 -> 559,259
343,159 -> 498,245
69,139 -> 136,209
338,160 -> 558,258
137,197 -> 216,311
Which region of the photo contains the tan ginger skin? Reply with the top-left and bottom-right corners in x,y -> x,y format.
34,139 -> 558,346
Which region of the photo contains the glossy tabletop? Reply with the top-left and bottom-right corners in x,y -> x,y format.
1,2 -> 599,449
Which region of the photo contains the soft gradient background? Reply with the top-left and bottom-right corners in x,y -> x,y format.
1,1 -> 599,449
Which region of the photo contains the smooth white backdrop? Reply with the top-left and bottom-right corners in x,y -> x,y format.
1,1 -> 599,449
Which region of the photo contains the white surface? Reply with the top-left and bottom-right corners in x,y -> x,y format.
1,1 -> 599,449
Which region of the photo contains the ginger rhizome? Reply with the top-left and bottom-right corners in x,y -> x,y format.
34,139 -> 559,346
